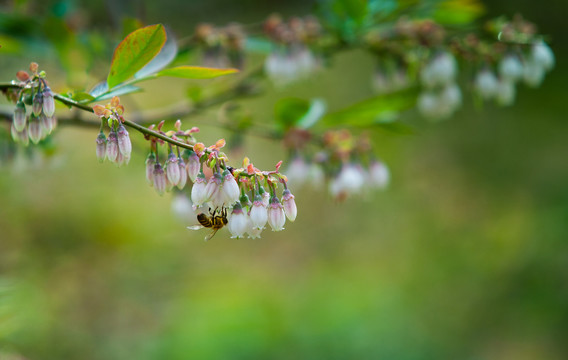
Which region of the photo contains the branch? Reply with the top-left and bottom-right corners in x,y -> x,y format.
0,64 -> 268,148
0,70 -> 279,143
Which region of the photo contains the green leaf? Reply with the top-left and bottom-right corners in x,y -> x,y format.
155,66 -> 238,79
433,0 -> 485,25
94,85 -> 142,101
372,117 -> 415,135
135,27 -> 178,79
323,88 -> 418,127
107,24 -> 166,88
274,98 -> 311,132
88,81 -> 108,97
71,92 -> 95,104
297,99 -> 327,129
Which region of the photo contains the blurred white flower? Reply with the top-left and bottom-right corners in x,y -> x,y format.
475,69 -> 499,99
531,41 -> 555,71
499,55 -> 524,82
421,52 -> 457,88
368,160 -> 390,189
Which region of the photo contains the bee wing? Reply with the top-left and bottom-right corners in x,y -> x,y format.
187,225 -> 204,230
204,228 -> 219,241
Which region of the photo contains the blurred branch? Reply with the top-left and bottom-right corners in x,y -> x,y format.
0,65 -> 279,142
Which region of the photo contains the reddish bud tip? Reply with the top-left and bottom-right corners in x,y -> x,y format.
110,96 -> 120,107
29,62 -> 39,73
16,71 -> 30,82
193,142 -> 205,156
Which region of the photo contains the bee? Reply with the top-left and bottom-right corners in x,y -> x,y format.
187,207 -> 228,241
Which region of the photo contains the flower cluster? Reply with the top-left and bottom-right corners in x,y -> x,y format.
365,17 -> 554,120
210,157 -> 297,239
474,41 -> 554,106
194,23 -> 245,69
263,14 -> 322,86
93,97 -> 132,166
418,51 -> 462,120
7,63 -> 57,145
284,129 -> 389,201
143,120 -> 297,239
142,120 -> 199,195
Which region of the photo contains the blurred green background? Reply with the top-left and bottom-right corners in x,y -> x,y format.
1,0 -> 568,359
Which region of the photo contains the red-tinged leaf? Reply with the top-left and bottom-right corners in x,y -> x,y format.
110,96 -> 120,107
157,120 -> 165,131
275,160 -> 283,171
215,138 -> 226,149
247,164 -> 255,175
107,24 -> 166,88
93,105 -> 106,117
193,142 -> 205,156
16,71 -> 29,81
155,66 -> 238,79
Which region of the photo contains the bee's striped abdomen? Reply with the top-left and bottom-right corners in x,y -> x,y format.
197,213 -> 213,228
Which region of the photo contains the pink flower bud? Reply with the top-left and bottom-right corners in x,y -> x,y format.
116,124 -> 132,162
186,151 -> 200,182
177,157 -> 187,190
204,172 -> 223,206
281,189 -> 297,221
267,196 -> 286,231
11,123 -> 29,146
249,195 -> 268,229
246,214 -> 263,239
222,169 -> 240,206
32,92 -> 43,116
145,152 -> 156,185
48,116 -> 57,132
166,152 -> 180,185
28,116 -> 42,144
165,174 -> 174,192
13,101 -> 26,132
191,172 -> 208,207
39,114 -> 51,136
153,163 -> 167,195
106,130 -> 119,163
42,88 -> 55,117
95,132 -> 106,163
116,151 -> 125,167
228,204 -> 248,238
191,173 -> 207,206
